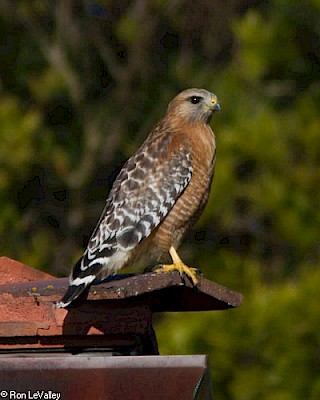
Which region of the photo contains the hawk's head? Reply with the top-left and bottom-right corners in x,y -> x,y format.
167,88 -> 220,124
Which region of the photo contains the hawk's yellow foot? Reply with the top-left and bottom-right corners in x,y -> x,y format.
154,246 -> 199,285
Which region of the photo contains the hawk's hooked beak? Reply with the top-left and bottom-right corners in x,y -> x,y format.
206,97 -> 221,112
212,102 -> 221,112
210,96 -> 221,112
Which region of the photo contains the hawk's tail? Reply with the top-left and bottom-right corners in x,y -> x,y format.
55,258 -> 97,308
55,284 -> 88,308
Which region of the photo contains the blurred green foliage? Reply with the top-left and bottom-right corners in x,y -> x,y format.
0,0 -> 319,398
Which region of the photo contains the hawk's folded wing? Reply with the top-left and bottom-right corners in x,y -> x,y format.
56,135 -> 192,307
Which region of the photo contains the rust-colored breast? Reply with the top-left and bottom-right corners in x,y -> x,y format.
151,124 -> 216,256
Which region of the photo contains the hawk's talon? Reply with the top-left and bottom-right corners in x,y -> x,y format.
191,267 -> 203,276
153,246 -> 200,285
153,263 -> 199,285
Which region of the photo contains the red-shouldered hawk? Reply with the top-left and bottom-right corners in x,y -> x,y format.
56,88 -> 220,308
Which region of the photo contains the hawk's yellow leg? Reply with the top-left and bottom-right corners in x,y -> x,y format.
154,246 -> 199,285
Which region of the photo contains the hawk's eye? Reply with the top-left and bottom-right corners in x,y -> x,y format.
190,96 -> 202,104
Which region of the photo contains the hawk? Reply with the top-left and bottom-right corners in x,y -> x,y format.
56,88 -> 220,308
